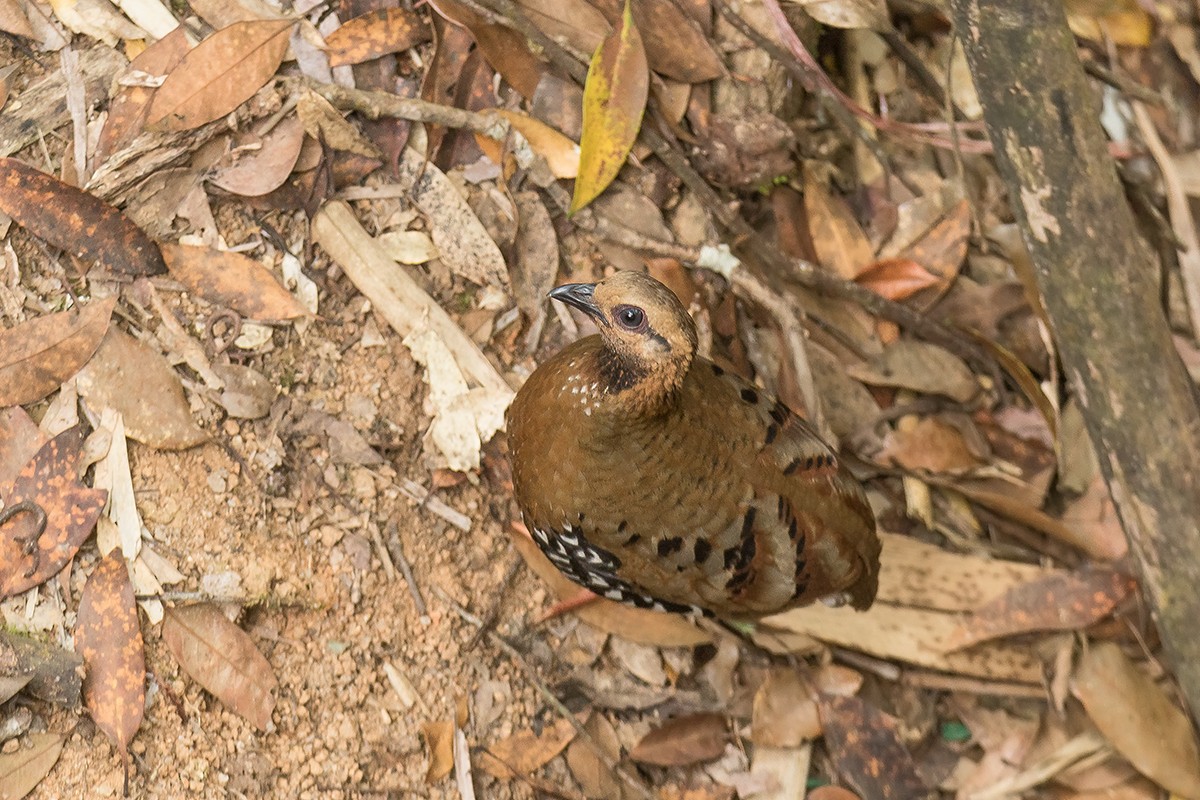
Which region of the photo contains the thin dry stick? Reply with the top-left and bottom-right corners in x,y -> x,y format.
433,587 -> 658,800
386,522 -> 429,618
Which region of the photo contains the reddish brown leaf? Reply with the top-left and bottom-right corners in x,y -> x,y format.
75,327 -> 209,450
856,258 -> 942,301
160,242 -> 309,320
208,115 -> 306,197
162,604 -> 277,731
898,198 -> 969,305
0,296 -> 115,407
0,426 -> 107,598
0,732 -> 65,799
75,549 -> 145,759
0,406 -> 45,491
817,694 -> 929,800
146,19 -> 293,132
629,712 -> 728,766
429,0 -> 544,99
879,415 -> 984,474
571,0 -> 648,213
946,567 -> 1137,650
0,159 -> 167,276
624,0 -> 724,82
808,787 -> 862,800
325,7 -> 432,67
96,27 -> 192,165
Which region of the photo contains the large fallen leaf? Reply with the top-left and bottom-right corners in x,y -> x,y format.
479,714 -> 582,779
146,19 -> 293,131
570,0 -> 648,213
0,732 -> 65,799
74,549 -> 145,763
0,296 -> 115,407
208,115 -> 306,197
0,159 -> 166,276
794,0 -> 889,30
566,712 -> 624,799
804,170 -> 874,280
162,604 -> 277,731
629,713 -> 728,767
160,242 -> 308,320
75,327 -> 208,450
0,427 -> 107,599
848,339 -> 979,403
762,533 -> 1048,684
1072,641 -> 1200,798
818,694 -> 929,799
945,567 -> 1137,650
429,0 -> 545,99
391,148 -> 508,287
325,7 -> 431,67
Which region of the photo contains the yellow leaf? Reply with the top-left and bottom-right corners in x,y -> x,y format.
570,0 -> 648,214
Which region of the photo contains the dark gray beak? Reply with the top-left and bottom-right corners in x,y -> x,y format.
548,283 -> 605,324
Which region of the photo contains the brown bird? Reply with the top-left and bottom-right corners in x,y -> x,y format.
507,271 -> 880,618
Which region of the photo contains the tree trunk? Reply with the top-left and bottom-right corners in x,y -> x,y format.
949,0 -> 1200,714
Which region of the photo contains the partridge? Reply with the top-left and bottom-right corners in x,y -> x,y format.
507,271 -> 880,618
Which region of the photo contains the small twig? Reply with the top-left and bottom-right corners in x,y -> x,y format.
900,670 -> 1046,699
385,522 -> 429,619
370,523 -> 397,581
433,588 -> 658,800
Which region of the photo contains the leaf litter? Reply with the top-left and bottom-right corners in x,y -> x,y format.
1,0 -> 1199,797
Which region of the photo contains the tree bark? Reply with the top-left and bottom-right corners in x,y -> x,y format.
949,0 -> 1200,714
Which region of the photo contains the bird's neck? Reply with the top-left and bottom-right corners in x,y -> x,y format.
592,343 -> 692,419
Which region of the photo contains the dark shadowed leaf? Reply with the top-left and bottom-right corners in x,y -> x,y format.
162,604 -> 277,731
0,732 -> 65,799
75,327 -> 208,450
160,242 -> 309,320
0,631 -> 83,708
818,694 -> 930,799
146,19 -> 293,131
0,427 -> 106,598
325,7 -> 431,67
570,0 -> 648,213
0,296 -> 115,407
629,712 -> 728,766
75,549 -> 145,760
0,160 -> 166,276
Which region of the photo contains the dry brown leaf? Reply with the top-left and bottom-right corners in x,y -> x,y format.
566,712 -> 624,799
75,327 -> 208,450
479,714 -> 582,779
623,0 -> 722,83
509,527 -> 710,648
0,296 -> 115,407
209,115 -> 306,197
1072,641 -> 1200,798
0,0 -> 34,37
146,19 -> 293,131
422,719 -> 455,783
571,0 -> 648,213
325,7 -> 431,67
162,604 -> 278,731
1060,477 -> 1129,561
514,0 -> 606,56
74,549 -> 145,762
0,407 -> 46,491
818,694 -> 929,799
0,426 -> 107,599
96,27 -> 191,165
897,198 -> 969,306
752,668 -> 820,746
945,567 -> 1137,650
855,258 -> 942,301
803,170 -> 874,280
0,630 -> 83,707
0,732 -> 65,799
494,109 -> 580,178
848,340 -> 979,403
429,0 -> 545,99
629,713 -> 728,767
0,159 -> 167,276
880,415 -> 984,473
160,242 -> 308,320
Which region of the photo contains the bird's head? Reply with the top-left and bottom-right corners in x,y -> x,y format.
549,271 -> 698,407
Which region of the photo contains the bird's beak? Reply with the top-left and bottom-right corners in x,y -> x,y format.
548,283 -> 605,324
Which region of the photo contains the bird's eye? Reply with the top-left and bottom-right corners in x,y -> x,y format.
614,305 -> 646,331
